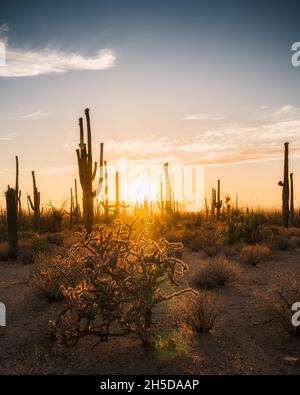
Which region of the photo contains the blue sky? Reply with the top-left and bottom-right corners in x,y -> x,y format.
0,0 -> 300,207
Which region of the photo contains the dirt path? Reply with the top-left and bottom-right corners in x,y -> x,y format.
0,249 -> 300,374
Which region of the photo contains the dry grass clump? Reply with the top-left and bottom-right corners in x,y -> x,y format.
189,291 -> 219,333
240,244 -> 271,266
272,235 -> 297,251
0,242 -> 10,261
194,255 -> 239,290
258,274 -> 300,336
32,252 -> 84,301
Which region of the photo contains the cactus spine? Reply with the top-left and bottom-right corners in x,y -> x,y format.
290,172 -> 294,227
278,142 -> 289,228
28,171 -> 42,231
76,109 -> 97,232
6,187 -> 18,260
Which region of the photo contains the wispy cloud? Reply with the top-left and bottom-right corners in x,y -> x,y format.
19,110 -> 50,119
62,105 -> 300,165
0,131 -> 23,141
0,47 -> 116,77
260,105 -> 300,121
183,113 -> 225,121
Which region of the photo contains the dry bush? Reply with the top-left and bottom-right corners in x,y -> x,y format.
258,274 -> 300,336
272,235 -> 297,251
50,219 -> 196,347
45,233 -> 64,246
184,225 -> 223,257
189,291 -> 219,333
240,244 -> 271,266
194,255 -> 239,290
18,240 -> 34,264
0,242 -> 10,261
32,252 -> 84,301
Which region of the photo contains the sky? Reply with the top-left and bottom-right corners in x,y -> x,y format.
0,0 -> 300,209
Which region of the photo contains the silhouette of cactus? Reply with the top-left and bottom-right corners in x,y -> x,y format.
76,109 -> 97,232
157,181 -> 165,216
278,142 -> 289,228
290,172 -> 294,227
15,156 -> 21,218
214,179 -> 222,220
5,187 -> 18,260
163,162 -> 172,214
211,188 -> 216,216
28,171 -> 42,231
74,178 -> 79,225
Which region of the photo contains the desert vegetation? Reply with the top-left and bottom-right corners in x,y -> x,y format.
0,111 -> 300,374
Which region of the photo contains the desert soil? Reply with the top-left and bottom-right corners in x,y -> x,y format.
0,247 -> 300,375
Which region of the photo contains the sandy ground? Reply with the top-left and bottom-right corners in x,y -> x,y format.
0,247 -> 300,375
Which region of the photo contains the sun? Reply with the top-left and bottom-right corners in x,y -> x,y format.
127,176 -> 151,204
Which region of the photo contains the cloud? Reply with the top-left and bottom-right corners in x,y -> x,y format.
20,110 -> 50,119
0,23 -> 9,36
183,113 -> 225,121
0,47 -> 116,77
260,105 -> 300,121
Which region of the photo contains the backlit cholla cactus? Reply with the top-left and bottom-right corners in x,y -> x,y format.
50,219 -> 196,347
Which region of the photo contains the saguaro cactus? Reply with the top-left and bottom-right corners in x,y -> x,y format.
74,178 -> 79,225
290,172 -> 295,227
5,187 -> 18,260
211,188 -> 216,216
278,142 -> 290,228
15,156 -> 21,217
28,171 -> 42,231
115,171 -> 120,216
76,109 -> 97,232
214,179 -> 222,220
163,162 -> 172,214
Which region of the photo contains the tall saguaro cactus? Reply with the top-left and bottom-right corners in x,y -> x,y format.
278,142 -> 290,228
28,171 -> 42,231
290,172 -> 295,227
214,179 -> 222,220
6,187 -> 18,260
76,108 -> 97,232
15,156 -> 21,217
163,162 -> 172,214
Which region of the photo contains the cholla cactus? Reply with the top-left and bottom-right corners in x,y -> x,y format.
50,219 -> 196,347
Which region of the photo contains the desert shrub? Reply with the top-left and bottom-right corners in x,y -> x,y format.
32,252 -> 84,301
18,240 -> 34,264
272,235 -> 297,251
291,236 -> 300,247
45,233 -> 64,246
194,255 -> 239,290
184,224 -> 223,257
0,242 -> 10,261
222,213 -> 271,245
259,274 -> 300,336
31,235 -> 54,255
240,244 -> 271,266
50,219 -> 196,347
189,291 -> 219,333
